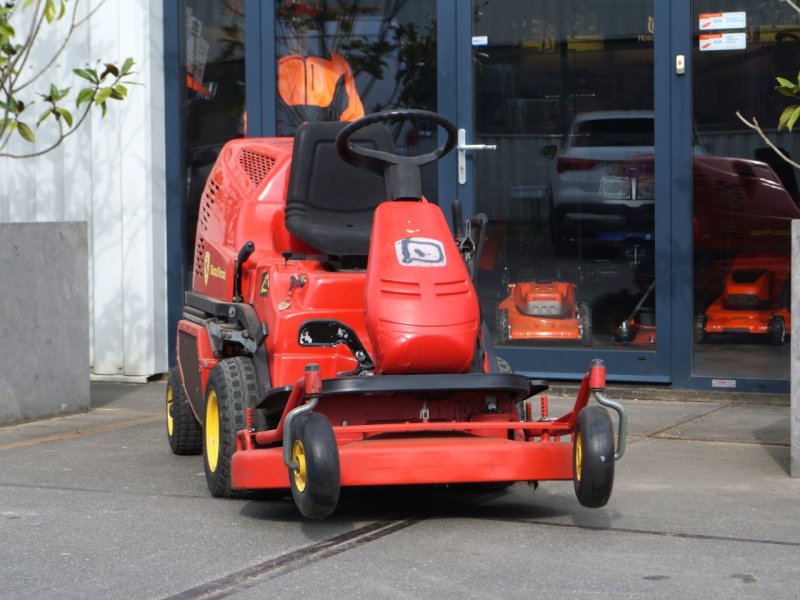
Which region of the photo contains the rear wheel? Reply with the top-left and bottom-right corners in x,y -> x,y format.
166,367 -> 202,455
289,412 -> 340,519
768,315 -> 786,345
573,406 -> 615,508
694,313 -> 707,344
496,309 -> 510,344
203,357 -> 259,498
578,302 -> 592,346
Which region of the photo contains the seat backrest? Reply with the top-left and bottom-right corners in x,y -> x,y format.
285,121 -> 394,256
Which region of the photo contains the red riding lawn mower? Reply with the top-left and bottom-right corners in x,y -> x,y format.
496,281 -> 592,346
165,109 -> 627,519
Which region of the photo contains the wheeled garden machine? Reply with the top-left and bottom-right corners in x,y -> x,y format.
496,281 -> 592,346
165,109 -> 627,519
695,256 -> 790,345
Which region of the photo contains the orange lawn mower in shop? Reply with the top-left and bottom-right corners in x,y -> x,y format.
496,281 -> 592,346
695,256 -> 790,345
165,109 -> 627,519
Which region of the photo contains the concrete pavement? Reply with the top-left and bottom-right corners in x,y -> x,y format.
0,381 -> 798,599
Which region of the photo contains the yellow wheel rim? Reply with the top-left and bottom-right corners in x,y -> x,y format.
575,431 -> 583,482
292,440 -> 307,493
166,384 -> 174,436
206,390 -> 220,472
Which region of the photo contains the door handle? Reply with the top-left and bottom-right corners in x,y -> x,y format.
457,128 -> 496,185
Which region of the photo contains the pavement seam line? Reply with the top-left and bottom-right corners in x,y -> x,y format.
486,517 -> 800,548
164,517 -> 424,600
646,404 -> 730,439
0,415 -> 163,450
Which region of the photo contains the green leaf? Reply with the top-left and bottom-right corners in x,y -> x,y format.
54,86 -> 70,101
58,0 -> 67,20
94,87 -> 112,105
0,21 -> 15,38
779,105 -> 800,131
112,84 -> 128,98
121,57 -> 134,76
776,77 -> 795,88
75,87 -> 94,106
100,101 -> 107,118
22,0 -> 35,9
37,108 -> 53,127
73,68 -> 98,84
44,0 -> 56,23
17,121 -> 34,142
776,86 -> 797,98
55,107 -> 73,127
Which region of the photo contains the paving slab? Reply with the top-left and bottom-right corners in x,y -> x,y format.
0,381 -> 797,599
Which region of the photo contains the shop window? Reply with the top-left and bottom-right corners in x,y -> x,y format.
472,1 -> 656,351
692,1 -> 800,382
273,1 -> 437,198
181,1 -> 246,288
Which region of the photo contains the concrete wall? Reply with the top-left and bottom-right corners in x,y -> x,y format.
0,223 -> 89,424
0,0 -> 167,381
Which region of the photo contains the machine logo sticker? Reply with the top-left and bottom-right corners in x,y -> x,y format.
260,272 -> 270,296
203,251 -> 227,285
396,237 -> 446,267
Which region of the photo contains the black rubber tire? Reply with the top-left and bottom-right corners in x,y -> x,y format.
578,302 -> 593,347
203,357 -> 259,498
573,406 -> 615,508
166,367 -> 202,455
694,313 -> 707,344
768,316 -> 786,346
496,309 -> 510,344
288,412 -> 341,519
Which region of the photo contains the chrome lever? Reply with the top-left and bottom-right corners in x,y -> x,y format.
457,128 -> 496,185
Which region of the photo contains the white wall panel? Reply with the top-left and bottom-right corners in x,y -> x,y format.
0,0 -> 167,379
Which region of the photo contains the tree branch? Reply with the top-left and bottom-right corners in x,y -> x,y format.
735,110 -> 800,170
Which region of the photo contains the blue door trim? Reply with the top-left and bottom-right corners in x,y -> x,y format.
163,0 -> 183,366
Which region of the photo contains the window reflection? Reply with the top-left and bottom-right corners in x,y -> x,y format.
274,1 -> 438,196
181,1 -> 246,288
692,1 -> 800,381
473,1 -> 655,350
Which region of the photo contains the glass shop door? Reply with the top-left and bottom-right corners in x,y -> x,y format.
458,0 -> 671,381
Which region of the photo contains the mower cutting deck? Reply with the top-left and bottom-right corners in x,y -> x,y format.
166,109 -> 627,518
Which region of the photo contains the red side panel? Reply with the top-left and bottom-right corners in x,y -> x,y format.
365,202 -> 480,374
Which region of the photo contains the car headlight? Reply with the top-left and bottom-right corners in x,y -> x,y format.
600,175 -> 630,199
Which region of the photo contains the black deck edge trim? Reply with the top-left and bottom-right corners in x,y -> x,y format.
256,374 -> 548,410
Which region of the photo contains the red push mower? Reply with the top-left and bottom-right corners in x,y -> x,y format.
165,109 -> 627,518
496,281 -> 592,346
695,256 -> 790,345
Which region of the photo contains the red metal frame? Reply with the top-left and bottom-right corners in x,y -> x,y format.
231,365 -> 601,490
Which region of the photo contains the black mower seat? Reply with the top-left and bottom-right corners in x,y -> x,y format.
285,121 -> 394,256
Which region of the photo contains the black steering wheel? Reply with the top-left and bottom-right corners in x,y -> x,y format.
335,109 -> 458,200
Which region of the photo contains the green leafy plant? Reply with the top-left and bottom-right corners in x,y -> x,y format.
0,0 -> 137,158
776,76 -> 800,131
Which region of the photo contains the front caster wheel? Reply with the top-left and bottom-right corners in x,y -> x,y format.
289,412 -> 340,519
573,406 -> 615,508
